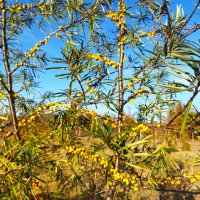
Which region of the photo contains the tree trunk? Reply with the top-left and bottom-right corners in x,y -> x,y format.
1,0 -> 21,140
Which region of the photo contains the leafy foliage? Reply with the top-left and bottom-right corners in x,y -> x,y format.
1,0 -> 200,199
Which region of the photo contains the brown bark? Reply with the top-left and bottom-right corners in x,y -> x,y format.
106,0 -> 125,199
1,0 -> 21,140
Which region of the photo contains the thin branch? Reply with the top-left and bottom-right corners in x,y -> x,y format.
1,1 -> 21,140
11,0 -> 106,74
156,187 -> 200,195
164,0 -> 172,39
0,78 -> 9,93
179,0 -> 200,33
166,79 -> 200,127
182,23 -> 200,39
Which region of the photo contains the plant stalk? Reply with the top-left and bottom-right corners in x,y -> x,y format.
106,0 -> 125,199
1,0 -> 21,140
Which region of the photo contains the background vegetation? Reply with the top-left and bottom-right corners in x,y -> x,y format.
0,0 -> 200,199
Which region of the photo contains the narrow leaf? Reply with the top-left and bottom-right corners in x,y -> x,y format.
180,100 -> 193,136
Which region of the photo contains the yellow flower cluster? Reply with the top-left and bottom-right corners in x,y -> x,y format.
17,102 -> 65,128
0,128 -> 13,138
118,0 -> 126,10
12,38 -> 49,71
87,53 -> 119,68
24,102 -> 97,121
12,26 -> 65,72
117,15 -> 126,28
87,53 -> 103,61
35,31 -> 61,49
157,176 -> 181,185
3,102 -> 67,139
106,11 -> 119,22
94,4 -> 127,58
115,123 -> 149,142
129,124 -> 149,137
134,88 -> 148,97
147,31 -> 156,38
7,3 -> 33,11
125,78 -> 137,88
46,101 -> 66,111
104,57 -> 119,68
106,1 -> 126,27
156,124 -> 161,128
116,130 -> 126,140
0,0 -> 3,10
126,82 -> 133,88
111,168 -> 139,189
112,123 -> 117,129
66,145 -> 140,187
1,9 -> 5,14
12,92 -> 18,99
5,131 -> 13,137
89,89 -> 96,95
29,39 -> 48,53
117,1 -> 127,48
31,179 -> 43,192
55,33 -> 61,39
46,132 -> 54,141
140,31 -> 147,37
85,109 -> 97,118
66,145 -> 109,168
0,93 -> 5,99
103,118 -> 117,128
156,172 -> 200,186
183,172 -> 200,183
18,116 -> 36,127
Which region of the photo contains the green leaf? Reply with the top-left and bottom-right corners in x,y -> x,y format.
72,155 -> 78,167
43,16 -> 51,25
105,156 -> 113,183
180,100 -> 193,136
124,162 -> 149,171
163,147 -> 178,153
126,135 -> 152,148
45,67 -> 68,70
129,152 -> 151,157
176,5 -> 182,21
171,53 -> 200,62
156,84 -> 188,91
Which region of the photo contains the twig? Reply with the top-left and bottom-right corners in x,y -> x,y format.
156,188 -> 200,194
179,0 -> 200,33
1,0 -> 21,140
166,79 -> 200,127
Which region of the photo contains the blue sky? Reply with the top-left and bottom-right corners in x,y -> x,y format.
3,0 -> 200,116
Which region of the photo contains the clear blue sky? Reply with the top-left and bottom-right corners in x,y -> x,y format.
8,0 -> 200,115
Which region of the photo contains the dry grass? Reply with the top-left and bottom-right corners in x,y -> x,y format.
1,124 -> 200,199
